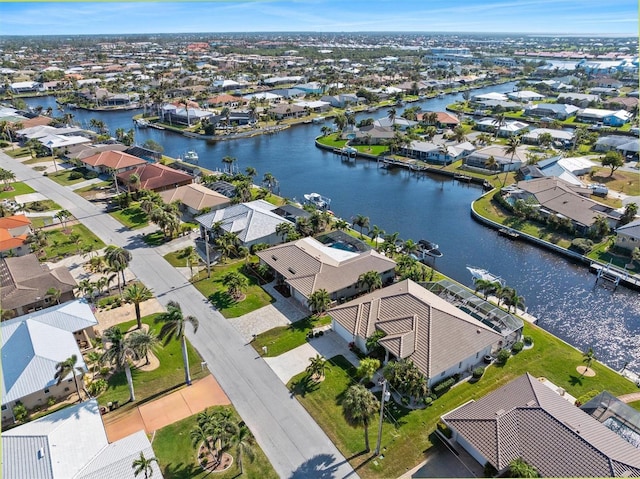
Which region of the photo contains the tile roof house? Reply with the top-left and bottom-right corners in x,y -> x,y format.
159,183 -> 231,216
330,279 -> 505,387
463,145 -> 526,172
256,237 -> 396,308
80,150 -> 146,175
195,199 -> 291,249
615,219 -> 640,253
116,163 -> 193,192
400,140 -> 475,165
1,301 -> 97,424
0,214 -> 32,256
441,373 -> 640,477
2,399 -> 163,479
0,254 -> 77,317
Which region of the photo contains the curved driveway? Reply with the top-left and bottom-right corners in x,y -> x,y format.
1,152 -> 357,479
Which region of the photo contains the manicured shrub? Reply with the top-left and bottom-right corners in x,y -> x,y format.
432,376 -> 457,397
69,171 -> 83,180
47,397 -> 56,407
472,367 -> 485,379
87,379 -> 107,397
497,348 -> 511,364
523,335 -> 533,346
13,403 -> 28,422
437,420 -> 452,438
575,390 -> 600,407
423,396 -> 433,407
511,341 -> 524,354
571,238 -> 594,254
428,392 -> 437,401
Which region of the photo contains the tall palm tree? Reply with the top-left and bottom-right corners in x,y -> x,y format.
54,354 -> 85,402
222,155 -> 237,174
123,284 -> 153,330
104,245 -> 132,290
132,452 -> 159,479
262,172 -> 277,193
157,301 -> 199,386
581,347 -> 597,376
101,326 -> 138,402
358,270 -> 383,293
352,214 -> 370,239
502,135 -> 521,187
307,289 -> 331,316
369,225 -> 385,250
55,209 -> 72,231
387,107 -> 397,124
233,424 -> 256,476
342,384 -> 379,452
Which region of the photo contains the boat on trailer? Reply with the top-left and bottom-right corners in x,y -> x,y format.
467,266 -> 505,286
303,192 -> 331,210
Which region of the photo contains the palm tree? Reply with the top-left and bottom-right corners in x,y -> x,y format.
157,301 -> 199,386
485,155 -> 498,172
581,347 -> 597,376
275,221 -> 296,242
262,172 -> 277,193
233,424 -> 256,476
508,458 -> 539,478
369,225 -> 385,250
222,155 -> 237,174
356,358 -> 381,384
104,245 -> 132,291
221,271 -> 248,300
306,354 -> 329,381
132,452 -> 159,479
451,125 -> 466,142
128,329 -> 160,366
101,326 -> 138,402
403,239 -> 418,256
54,354 -> 85,402
342,384 -> 379,452
244,167 -> 257,182
352,214 -> 370,239
502,135 -> 521,187
128,173 -> 141,192
46,287 -> 62,305
55,209 -> 72,231
190,423 -> 215,464
123,284 -> 153,330
307,288 -> 331,316
387,107 -> 397,124
358,270 -> 382,293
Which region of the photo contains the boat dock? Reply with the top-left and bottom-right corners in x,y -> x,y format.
591,263 -> 640,290
498,227 -> 520,240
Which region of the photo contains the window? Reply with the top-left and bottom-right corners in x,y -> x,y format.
44,388 -> 50,394
458,362 -> 462,368
1,405 -> 6,411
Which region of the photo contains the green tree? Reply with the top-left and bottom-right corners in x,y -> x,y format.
100,327 -> 138,402
104,245 -> 132,292
352,214 -> 370,238
508,458 -> 539,478
601,150 -> 624,177
358,270 -> 382,293
132,452 -> 159,479
342,384 -> 379,452
307,288 -> 331,316
233,424 -> 256,476
157,301 -> 199,386
581,347 -> 597,376
306,354 -> 329,381
221,271 -> 248,300
502,135 -> 521,186
46,287 -> 62,305
54,354 -> 84,402
123,284 -> 153,330
357,358 -> 381,383
128,329 -> 160,366
619,202 -> 638,226
55,209 -> 72,231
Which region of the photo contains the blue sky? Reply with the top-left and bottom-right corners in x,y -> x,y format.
0,1 -> 637,36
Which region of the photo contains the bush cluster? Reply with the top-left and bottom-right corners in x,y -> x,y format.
523,335 -> 533,346
497,348 -> 511,364
511,341 -> 524,354
472,367 -> 485,379
432,376 -> 457,397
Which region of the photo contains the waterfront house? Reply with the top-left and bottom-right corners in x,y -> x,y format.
557,92 -> 600,107
2,399 -> 164,479
196,199 -> 291,249
293,100 -> 331,113
463,145 -> 525,172
0,214 -> 32,257
506,90 -> 545,102
256,237 -> 396,309
471,92 -> 508,103
0,254 -> 76,318
1,300 -> 97,425
80,150 -> 146,176
320,94 -> 360,108
205,94 -> 247,108
160,103 -> 213,126
116,162 -> 193,192
400,140 -> 475,165
349,125 -> 396,145
373,116 -> 418,130
159,183 -> 231,216
503,177 -> 621,233
474,119 -> 530,137
614,219 -> 640,253
9,81 -> 42,94
576,108 -> 632,126
441,373 -> 640,477
523,103 -> 579,120
294,81 -> 324,94
416,111 -> 460,128
523,128 -> 574,145
330,279 -> 508,388
212,78 -> 242,91
519,156 -> 594,186
268,103 -> 305,120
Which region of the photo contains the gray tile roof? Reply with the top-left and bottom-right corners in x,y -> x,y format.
442,373 -> 640,477
256,237 -> 396,298
330,279 -> 503,380
1,301 -> 96,404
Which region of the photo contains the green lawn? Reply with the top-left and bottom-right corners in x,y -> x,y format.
289,321 -> 640,479
252,314 -> 332,357
97,315 -> 206,407
30,216 -> 54,228
164,249 -> 189,267
0,182 -> 35,199
354,144 -> 388,156
192,260 -> 274,318
142,230 -> 168,246
23,199 -> 62,212
629,401 -> 640,412
46,169 -> 94,186
3,147 -> 33,158
587,242 -> 633,269
590,168 -> 640,196
152,407 -> 279,479
110,204 -> 149,229
316,134 -> 347,148
40,224 -> 106,261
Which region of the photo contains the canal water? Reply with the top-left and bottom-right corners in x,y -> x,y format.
24,84 -> 640,375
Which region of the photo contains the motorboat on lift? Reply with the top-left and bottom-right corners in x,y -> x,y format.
303,192 -> 331,210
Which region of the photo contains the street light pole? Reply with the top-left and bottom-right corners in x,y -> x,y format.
374,379 -> 390,456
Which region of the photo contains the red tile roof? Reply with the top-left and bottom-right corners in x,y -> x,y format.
117,163 -> 193,192
81,151 -> 147,171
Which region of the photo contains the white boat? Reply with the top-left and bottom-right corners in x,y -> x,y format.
303,192 -> 331,210
183,150 -> 199,164
312,116 -> 326,124
467,266 -> 505,286
135,118 -> 149,128
409,239 -> 443,261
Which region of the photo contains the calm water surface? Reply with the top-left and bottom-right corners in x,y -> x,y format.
25,84 -> 640,374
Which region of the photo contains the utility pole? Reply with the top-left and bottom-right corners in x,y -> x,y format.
374,379 -> 391,456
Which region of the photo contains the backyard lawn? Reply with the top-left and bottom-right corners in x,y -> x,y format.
152,407 -> 279,479
192,260 -> 274,318
252,314 -> 332,357
41,224 -> 106,261
96,315 -> 206,408
0,181 -> 35,199
590,167 -> 640,196
110,204 -> 149,229
47,168 -> 97,187
289,321 -> 640,479
316,134 -> 347,149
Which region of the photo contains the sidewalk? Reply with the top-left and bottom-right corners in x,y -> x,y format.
102,375 -> 230,442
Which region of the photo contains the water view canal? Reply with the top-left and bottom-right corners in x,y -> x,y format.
25,83 -> 640,375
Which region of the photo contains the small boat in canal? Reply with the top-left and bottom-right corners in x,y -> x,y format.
182,150 -> 199,164
467,266 -> 505,286
303,192 -> 331,210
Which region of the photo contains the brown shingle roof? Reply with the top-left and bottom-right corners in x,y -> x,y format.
159,183 -> 230,212
117,163 -> 193,192
443,373 -> 640,476
330,279 -> 503,379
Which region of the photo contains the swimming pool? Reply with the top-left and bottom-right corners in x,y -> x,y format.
603,416 -> 640,448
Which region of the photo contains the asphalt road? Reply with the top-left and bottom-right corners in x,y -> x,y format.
1,152 -> 358,479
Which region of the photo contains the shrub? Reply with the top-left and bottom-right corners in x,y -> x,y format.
47,397 -> 56,407
511,341 -> 524,354
472,367 -> 485,379
87,379 -> 107,397
575,390 -> 600,407
423,396 -> 433,407
437,420 -> 452,439
401,396 -> 410,406
523,335 -> 533,346
571,238 -> 594,254
497,348 -> 511,364
69,171 -> 83,180
0,140 -> 10,148
428,392 -> 437,401
99,366 -> 111,376
432,376 -> 457,397
13,403 -> 28,422
86,170 -> 98,179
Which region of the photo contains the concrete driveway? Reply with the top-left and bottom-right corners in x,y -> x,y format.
264,329 -> 360,383
399,437 -> 483,478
